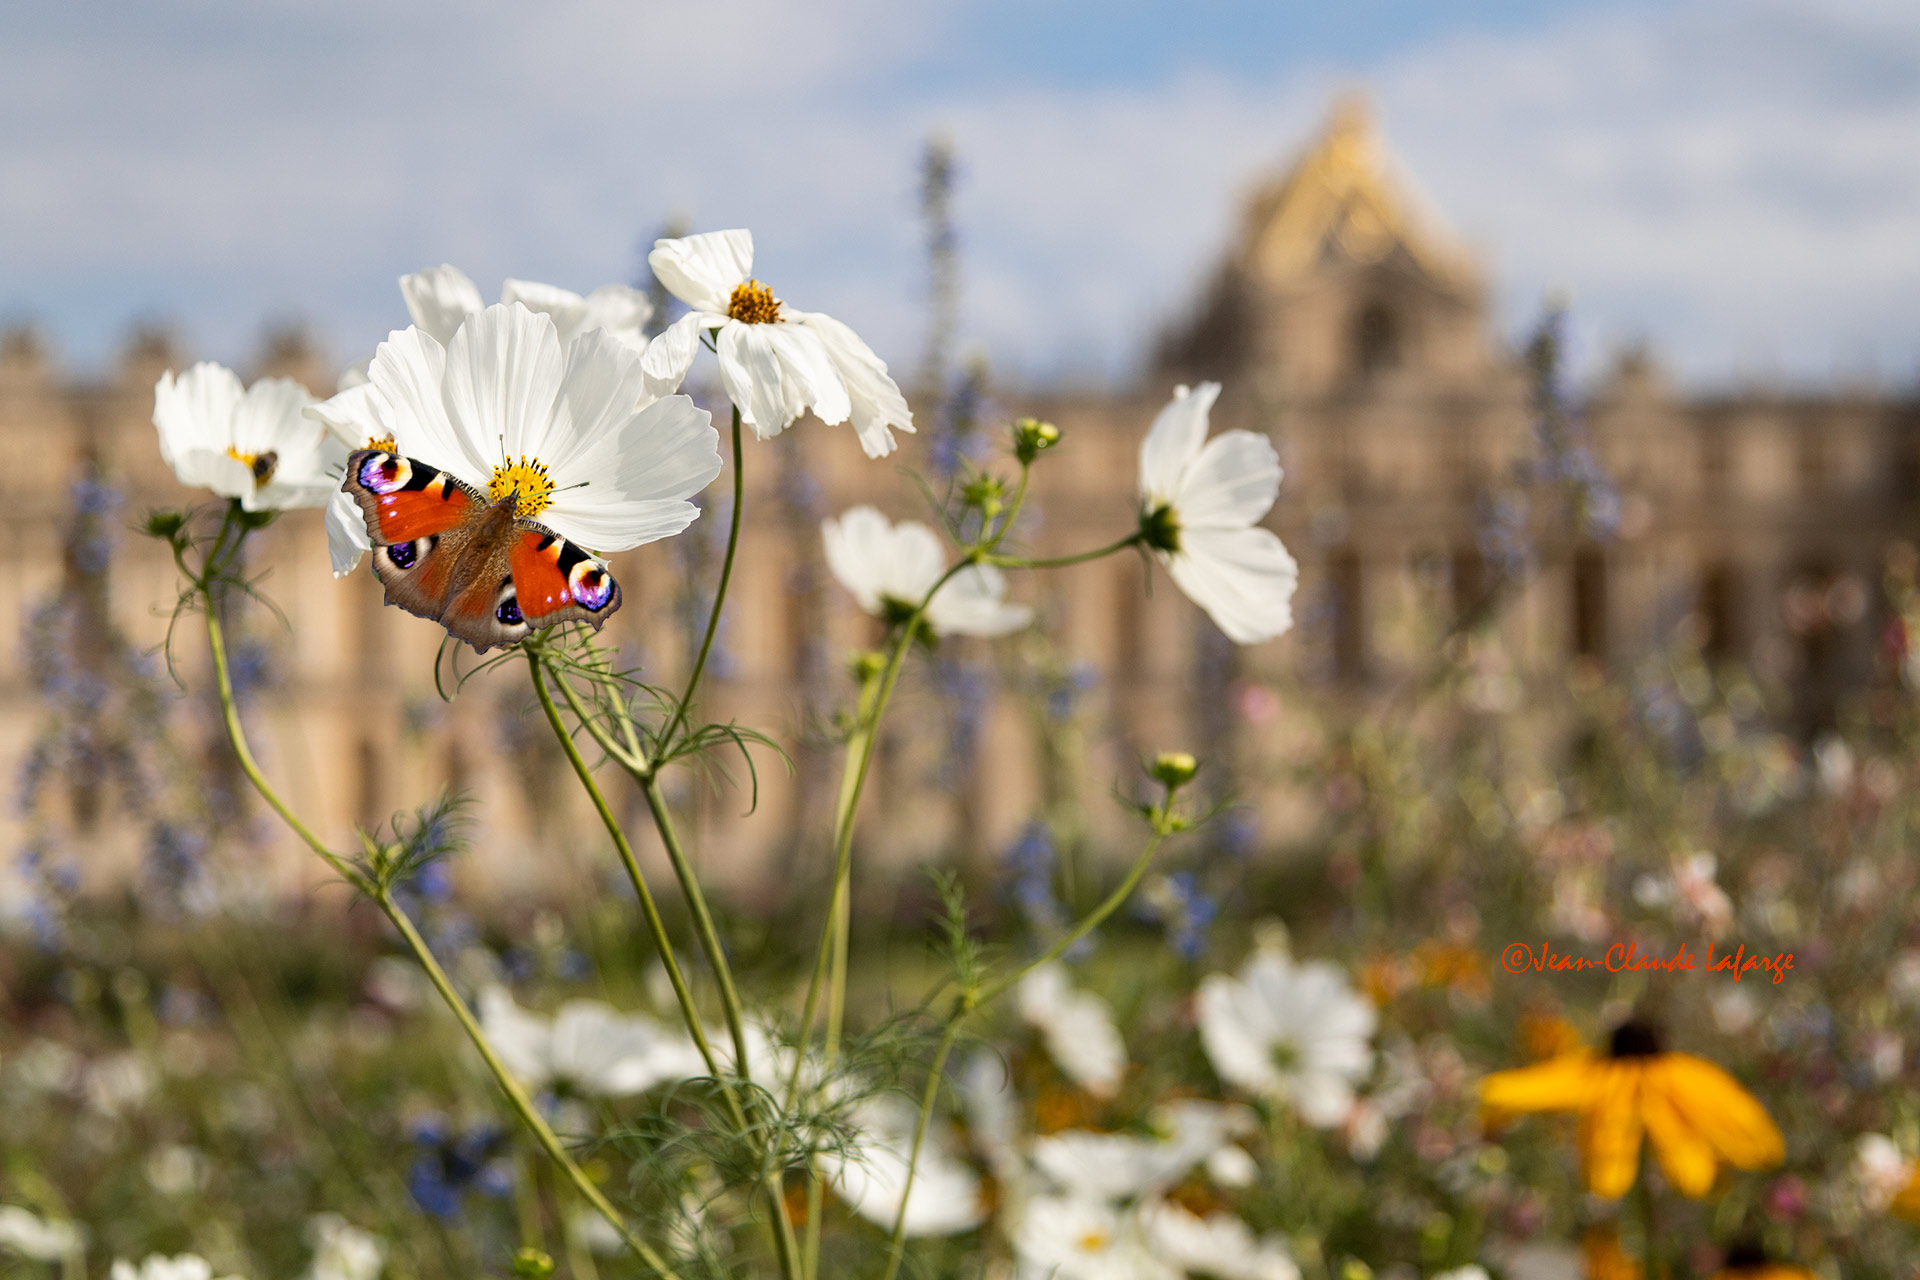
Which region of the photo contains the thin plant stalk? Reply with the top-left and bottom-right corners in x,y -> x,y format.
528,653 -> 803,1280
658,405 -> 745,755
197,546 -> 679,1279
879,813 -> 1175,1280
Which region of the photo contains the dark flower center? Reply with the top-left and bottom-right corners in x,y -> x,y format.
1607,1020 -> 1663,1058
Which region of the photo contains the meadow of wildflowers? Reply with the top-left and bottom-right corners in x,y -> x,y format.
4,233 -> 1919,1280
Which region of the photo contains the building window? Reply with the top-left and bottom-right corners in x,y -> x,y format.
1796,424 -> 1827,499
1571,548 -> 1607,661
1451,547 -> 1486,625
1352,303 -> 1398,380
1700,563 -> 1739,660
1330,548 -> 1365,682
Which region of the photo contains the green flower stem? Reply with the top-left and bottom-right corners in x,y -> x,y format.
659,404 -> 746,756
528,654 -> 804,1280
201,574 -> 677,1279
986,528 -> 1144,570
526,652 -> 735,1104
539,653 -> 758,1092
881,809 -> 1176,1280
374,892 -> 682,1280
877,1009 -> 964,1280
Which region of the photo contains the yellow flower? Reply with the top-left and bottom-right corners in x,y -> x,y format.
1707,1241 -> 1818,1278
1480,1021 -> 1784,1199
1581,1226 -> 1642,1280
1895,1170 -> 1920,1222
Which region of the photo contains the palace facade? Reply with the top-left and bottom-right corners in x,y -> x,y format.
4,99 -> 1914,908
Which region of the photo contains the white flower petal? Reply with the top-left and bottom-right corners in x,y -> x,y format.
794,310 -> 915,457
544,393 -> 721,551
501,278 -> 590,341
821,505 -> 895,614
927,565 -> 1031,637
400,265 -> 486,346
641,313 -> 701,402
544,329 -> 654,472
325,489 -> 370,577
717,321 -> 793,437
1165,526 -> 1299,644
1138,382 -> 1220,506
477,987 -> 553,1089
579,284 -> 653,350
764,322 -> 851,426
153,363 -> 247,492
541,500 -> 702,554
1174,430 -> 1281,530
366,327 -> 490,490
442,303 -> 568,464
649,229 -> 753,315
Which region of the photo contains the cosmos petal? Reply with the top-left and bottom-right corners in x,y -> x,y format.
1139,381 -> 1220,505
441,302 -> 568,464
400,264 -> 486,346
1176,429 -> 1282,530
1165,525 -> 1299,644
649,229 -> 753,315
717,321 -> 792,437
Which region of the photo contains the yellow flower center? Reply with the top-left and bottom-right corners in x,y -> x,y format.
226,446 -> 279,486
366,434 -> 397,453
488,456 -> 555,518
727,279 -> 783,325
1075,1230 -> 1110,1254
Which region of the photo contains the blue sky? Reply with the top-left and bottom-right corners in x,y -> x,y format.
2,0 -> 1915,390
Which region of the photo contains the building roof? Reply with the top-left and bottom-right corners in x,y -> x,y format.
1239,94 -> 1480,294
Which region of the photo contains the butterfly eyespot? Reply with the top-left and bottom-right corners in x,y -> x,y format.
496,597 -> 524,626
569,559 -> 615,612
358,452 -> 411,494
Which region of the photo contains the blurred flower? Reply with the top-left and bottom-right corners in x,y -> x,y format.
1136,382 -> 1297,644
110,1256 -> 243,1280
83,1051 -> 156,1118
1633,852 -> 1732,939
1015,1196 -> 1164,1280
821,505 -> 1031,638
648,229 -> 914,457
1140,1201 -> 1300,1280
1854,1134 -> 1920,1219
1519,1012 -> 1585,1062
303,1214 -> 386,1280
478,986 -> 702,1098
1430,1270 -> 1490,1280
0,1206 -> 83,1261
325,304 -> 721,608
1581,1226 -> 1642,1280
1141,871 -> 1218,961
815,1094 -> 985,1238
1018,962 -> 1127,1098
396,265 -> 655,357
153,363 -> 339,509
406,1117 -> 513,1220
1197,951 -> 1376,1127
144,1144 -> 209,1195
1480,1021 -> 1783,1199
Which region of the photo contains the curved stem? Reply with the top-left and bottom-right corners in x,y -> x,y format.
530,654 -> 802,1280
377,895 -> 683,1280
987,529 -> 1142,570
201,569 -> 676,1278
660,405 -> 745,755
527,653 -> 734,1100
878,1010 -> 965,1280
882,814 -> 1173,1280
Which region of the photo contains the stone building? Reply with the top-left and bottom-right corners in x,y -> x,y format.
3,98 -> 1913,908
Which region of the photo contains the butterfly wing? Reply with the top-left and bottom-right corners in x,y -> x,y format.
342,449 -> 622,653
507,526 -> 623,634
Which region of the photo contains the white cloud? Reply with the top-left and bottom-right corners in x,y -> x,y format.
1,0 -> 1915,391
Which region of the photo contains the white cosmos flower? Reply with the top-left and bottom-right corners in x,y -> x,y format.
1197,951 -> 1376,1128
312,303 -> 721,576
648,229 -> 914,457
1030,1101 -> 1254,1203
1017,961 -> 1127,1097
303,1215 -> 385,1280
815,1094 -> 985,1238
1137,382 -> 1298,644
153,363 -> 342,510
0,1206 -> 83,1262
478,987 -> 702,1098
822,505 -> 1031,638
110,1256 -> 243,1280
1140,1202 -> 1300,1280
1015,1196 -> 1172,1280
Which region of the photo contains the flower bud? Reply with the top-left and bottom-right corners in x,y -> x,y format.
961,472 -> 1008,516
1149,751 -> 1199,790
143,509 -> 187,543
1013,417 -> 1060,463
512,1248 -> 555,1280
850,650 -> 886,684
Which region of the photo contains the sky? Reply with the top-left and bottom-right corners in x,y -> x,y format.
2,0 -> 1917,391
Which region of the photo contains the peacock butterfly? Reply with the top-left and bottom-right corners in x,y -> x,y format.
341,448 -> 622,653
